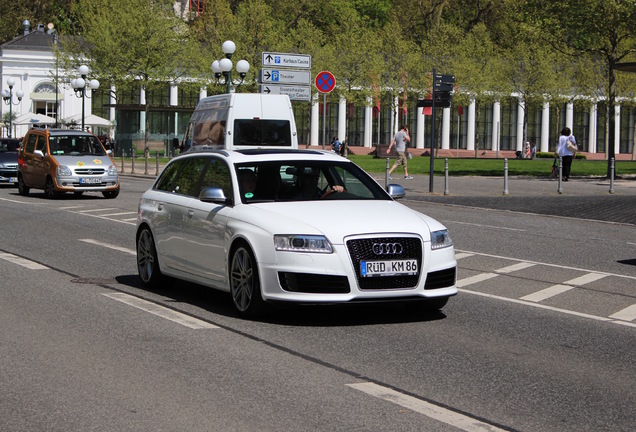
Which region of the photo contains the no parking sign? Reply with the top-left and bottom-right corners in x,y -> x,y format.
315,71 -> 336,93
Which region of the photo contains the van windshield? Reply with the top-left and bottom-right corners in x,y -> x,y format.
49,135 -> 107,156
234,120 -> 292,147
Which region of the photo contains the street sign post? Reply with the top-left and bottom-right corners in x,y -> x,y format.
262,52 -> 311,69
260,68 -> 311,85
259,84 -> 311,101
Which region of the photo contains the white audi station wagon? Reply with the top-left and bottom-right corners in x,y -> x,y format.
136,149 -> 457,317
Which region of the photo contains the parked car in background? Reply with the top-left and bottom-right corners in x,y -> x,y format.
17,128 -> 119,199
0,138 -> 22,186
136,148 -> 457,317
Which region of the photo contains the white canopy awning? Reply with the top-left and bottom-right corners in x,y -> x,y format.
15,112 -> 57,125
64,113 -> 113,128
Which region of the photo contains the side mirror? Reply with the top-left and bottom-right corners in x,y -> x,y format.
199,186 -> 232,205
386,184 -> 406,200
34,149 -> 45,158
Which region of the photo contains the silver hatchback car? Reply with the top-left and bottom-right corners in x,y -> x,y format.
136,149 -> 457,317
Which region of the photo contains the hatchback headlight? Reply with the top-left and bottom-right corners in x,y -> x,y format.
274,235 -> 333,253
431,229 -> 453,250
57,165 -> 72,176
108,165 -> 118,176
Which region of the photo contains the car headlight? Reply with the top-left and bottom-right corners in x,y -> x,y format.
431,229 -> 453,250
274,235 -> 333,253
0,163 -> 6,168
108,165 -> 118,176
57,165 -> 72,176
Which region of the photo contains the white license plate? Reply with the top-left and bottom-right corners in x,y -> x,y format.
360,259 -> 418,277
80,178 -> 101,184
10,177 -> 17,183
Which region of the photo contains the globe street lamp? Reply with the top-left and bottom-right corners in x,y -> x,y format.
2,77 -> 24,138
211,40 -> 250,94
71,65 -> 99,131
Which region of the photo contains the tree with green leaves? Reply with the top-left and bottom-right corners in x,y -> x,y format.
523,0 -> 636,175
59,0 -> 197,152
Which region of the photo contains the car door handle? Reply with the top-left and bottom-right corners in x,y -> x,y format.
187,209 -> 194,218
157,203 -> 164,211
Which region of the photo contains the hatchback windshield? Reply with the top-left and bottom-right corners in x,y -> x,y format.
49,135 -> 106,156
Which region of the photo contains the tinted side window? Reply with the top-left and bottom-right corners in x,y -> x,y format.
200,158 -> 232,199
24,134 -> 38,153
35,136 -> 47,153
155,159 -> 186,192
177,157 -> 209,197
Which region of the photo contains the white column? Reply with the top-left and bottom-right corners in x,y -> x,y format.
491,101 -> 500,151
169,84 -> 178,106
199,88 -> 207,101
338,97 -> 346,142
416,107 -> 425,149
109,85 -> 116,132
139,87 -> 146,134
364,96 -> 372,148
442,107 -> 451,149
467,99 -> 476,151
588,103 -> 597,154
393,96 -> 399,136
615,104 -> 621,155
541,101 -> 550,152
629,107 -> 635,157
310,94 -> 319,146
516,100 -> 524,151
566,102 -> 574,130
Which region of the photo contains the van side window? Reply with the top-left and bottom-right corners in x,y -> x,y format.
25,134 -> 38,153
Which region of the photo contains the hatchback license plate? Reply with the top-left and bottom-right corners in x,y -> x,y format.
80,178 -> 101,184
360,259 -> 418,277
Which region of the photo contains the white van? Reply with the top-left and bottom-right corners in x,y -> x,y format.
182,93 -> 298,151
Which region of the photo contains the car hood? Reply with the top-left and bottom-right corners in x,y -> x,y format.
0,152 -> 18,163
53,155 -> 113,167
236,200 -> 446,243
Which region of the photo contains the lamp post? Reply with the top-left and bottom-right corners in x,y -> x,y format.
211,40 -> 250,94
2,78 -> 24,138
71,65 -> 99,131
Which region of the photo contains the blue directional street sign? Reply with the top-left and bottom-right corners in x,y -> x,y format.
259,68 -> 311,85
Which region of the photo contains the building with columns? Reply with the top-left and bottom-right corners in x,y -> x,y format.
2,21 -> 634,158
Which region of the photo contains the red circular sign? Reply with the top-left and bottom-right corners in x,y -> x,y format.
315,71 -> 336,93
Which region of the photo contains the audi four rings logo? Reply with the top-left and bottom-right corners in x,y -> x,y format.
372,242 -> 403,255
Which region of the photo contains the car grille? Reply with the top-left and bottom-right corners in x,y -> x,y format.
424,267 -> 456,289
346,237 -> 422,290
278,272 -> 350,294
74,168 -> 106,175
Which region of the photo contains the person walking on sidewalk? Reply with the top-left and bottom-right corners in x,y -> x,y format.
386,124 -> 412,179
556,127 -> 576,181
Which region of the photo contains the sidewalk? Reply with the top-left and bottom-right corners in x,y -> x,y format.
383,174 -> 636,226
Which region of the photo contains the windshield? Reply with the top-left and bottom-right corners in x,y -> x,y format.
49,135 -> 106,156
234,160 -> 390,203
0,141 -> 20,152
234,119 -> 291,147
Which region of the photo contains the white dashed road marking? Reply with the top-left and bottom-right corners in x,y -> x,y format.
347,382 -> 507,432
609,304 -> 636,322
79,239 -> 136,255
103,293 -> 218,329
